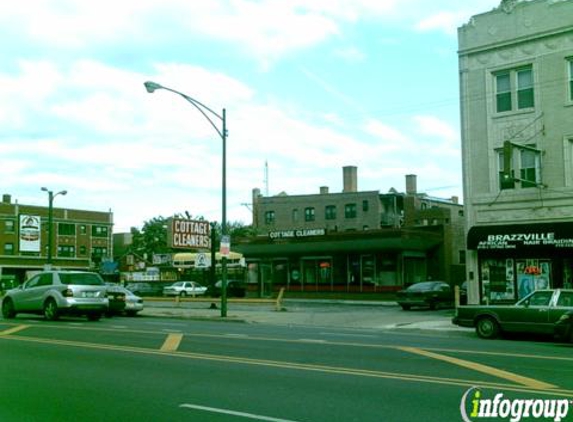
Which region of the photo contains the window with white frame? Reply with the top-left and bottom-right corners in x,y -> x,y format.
520,149 -> 540,188
497,144 -> 541,190
494,66 -> 534,113
568,58 -> 573,102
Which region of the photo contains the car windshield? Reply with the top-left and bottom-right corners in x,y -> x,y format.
407,282 -> 438,291
171,282 -> 184,287
59,273 -> 104,286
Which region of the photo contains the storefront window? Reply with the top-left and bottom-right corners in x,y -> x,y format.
480,258 -> 552,303
480,259 -> 515,302
302,258 -> 332,288
516,259 -> 551,299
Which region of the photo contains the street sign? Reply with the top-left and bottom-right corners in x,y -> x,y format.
220,235 -> 230,257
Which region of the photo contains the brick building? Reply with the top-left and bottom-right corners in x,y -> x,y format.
237,167 -> 465,295
0,193 -> 113,285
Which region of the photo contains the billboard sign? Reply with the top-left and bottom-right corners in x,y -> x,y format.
168,218 -> 211,249
19,215 -> 42,252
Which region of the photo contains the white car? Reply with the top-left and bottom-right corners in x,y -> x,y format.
106,284 -> 144,316
163,281 -> 207,297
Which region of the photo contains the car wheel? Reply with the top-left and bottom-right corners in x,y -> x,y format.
87,313 -> 102,322
180,291 -> 187,297
400,304 -> 411,311
43,298 -> 59,321
2,298 -> 16,319
476,316 -> 500,339
125,310 -> 138,317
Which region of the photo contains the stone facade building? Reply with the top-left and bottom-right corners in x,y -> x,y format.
459,0 -> 573,303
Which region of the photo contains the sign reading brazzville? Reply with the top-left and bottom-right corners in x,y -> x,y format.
168,218 -> 211,249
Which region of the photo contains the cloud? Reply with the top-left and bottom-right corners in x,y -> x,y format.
413,115 -> 458,143
415,11 -> 462,35
363,119 -> 410,145
333,47 -> 366,62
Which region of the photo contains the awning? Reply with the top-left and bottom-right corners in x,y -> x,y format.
172,251 -> 243,266
235,235 -> 441,257
467,222 -> 573,251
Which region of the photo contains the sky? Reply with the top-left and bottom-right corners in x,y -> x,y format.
0,0 -> 503,233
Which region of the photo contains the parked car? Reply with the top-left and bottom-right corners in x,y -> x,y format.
125,282 -> 163,297
396,281 -> 454,310
453,289 -> 573,340
206,280 -> 246,298
555,310 -> 573,342
163,281 -> 207,297
459,281 -> 468,305
105,285 -> 144,316
1,270 -> 109,321
105,283 -> 127,316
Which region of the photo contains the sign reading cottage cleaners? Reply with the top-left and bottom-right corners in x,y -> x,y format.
467,222 -> 573,251
168,218 -> 211,249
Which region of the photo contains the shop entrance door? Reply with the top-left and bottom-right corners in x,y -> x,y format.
360,254 -> 375,289
301,257 -> 333,291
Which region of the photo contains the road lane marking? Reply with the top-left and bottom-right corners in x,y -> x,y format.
11,322 -> 573,361
397,346 -> 557,390
180,404 -> 302,422
1,333 -> 572,397
0,325 -> 29,335
160,333 -> 183,352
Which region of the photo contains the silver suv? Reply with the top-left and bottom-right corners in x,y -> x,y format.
1,270 -> 109,321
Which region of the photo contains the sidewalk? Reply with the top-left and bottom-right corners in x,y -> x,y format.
140,298 -> 471,333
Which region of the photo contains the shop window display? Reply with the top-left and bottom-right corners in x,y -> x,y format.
481,259 -> 515,302
516,259 -> 551,299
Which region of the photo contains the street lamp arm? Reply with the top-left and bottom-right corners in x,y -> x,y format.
144,80 -> 229,318
144,81 -> 224,139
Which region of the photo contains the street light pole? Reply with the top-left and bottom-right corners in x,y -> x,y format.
144,81 -> 229,317
41,187 -> 67,266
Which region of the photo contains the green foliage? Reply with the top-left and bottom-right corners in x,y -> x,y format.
130,215 -> 254,261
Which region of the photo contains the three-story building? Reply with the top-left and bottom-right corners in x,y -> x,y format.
459,0 -> 573,304
0,193 -> 114,285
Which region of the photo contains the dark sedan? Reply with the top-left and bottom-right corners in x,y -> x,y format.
396,281 -> 454,310
454,289 -> 573,340
206,280 -> 246,298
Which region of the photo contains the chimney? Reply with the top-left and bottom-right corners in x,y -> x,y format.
342,166 -> 358,193
2,194 -> 11,204
320,186 -> 329,194
451,195 -> 459,204
405,174 -> 417,195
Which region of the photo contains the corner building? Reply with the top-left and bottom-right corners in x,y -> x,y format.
459,0 -> 573,304
0,193 -> 113,285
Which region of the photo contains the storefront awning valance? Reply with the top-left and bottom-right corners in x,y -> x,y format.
467,222 -> 573,251
172,251 -> 243,264
235,236 -> 440,257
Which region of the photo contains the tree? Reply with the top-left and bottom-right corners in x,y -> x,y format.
130,216 -> 171,262
129,215 -> 254,260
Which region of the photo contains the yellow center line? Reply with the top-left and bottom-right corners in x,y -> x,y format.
160,333 -> 183,352
397,346 -> 557,390
0,324 -> 30,336
1,333 -> 572,396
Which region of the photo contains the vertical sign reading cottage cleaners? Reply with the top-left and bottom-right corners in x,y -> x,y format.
168,218 -> 211,249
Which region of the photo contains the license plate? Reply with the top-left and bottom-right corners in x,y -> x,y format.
83,291 -> 96,298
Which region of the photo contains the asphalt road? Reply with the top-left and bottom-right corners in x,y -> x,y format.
1,311 -> 572,422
